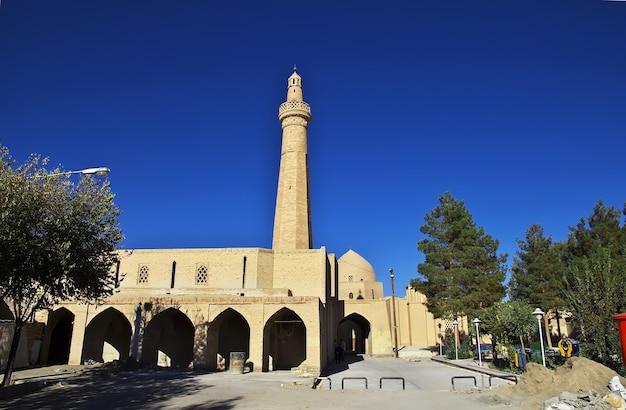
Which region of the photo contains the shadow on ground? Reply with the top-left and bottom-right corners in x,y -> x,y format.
318,353 -> 364,377
2,366 -> 240,410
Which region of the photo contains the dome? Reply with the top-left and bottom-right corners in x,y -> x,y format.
338,250 -> 377,282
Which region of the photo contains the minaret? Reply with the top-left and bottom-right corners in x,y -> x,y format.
272,67 -> 313,250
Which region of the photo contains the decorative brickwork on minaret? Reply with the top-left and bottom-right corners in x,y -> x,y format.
272,67 -> 313,250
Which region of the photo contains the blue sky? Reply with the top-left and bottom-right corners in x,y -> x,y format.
2,1 -> 625,297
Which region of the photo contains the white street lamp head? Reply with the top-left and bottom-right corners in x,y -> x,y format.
472,318 -> 481,324
533,308 -> 545,320
79,167 -> 110,176
388,268 -> 394,278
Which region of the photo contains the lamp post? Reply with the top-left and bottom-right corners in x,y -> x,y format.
438,323 -> 442,356
473,318 -> 482,367
533,308 -> 546,367
48,167 -> 111,177
388,268 -> 399,358
453,319 -> 458,360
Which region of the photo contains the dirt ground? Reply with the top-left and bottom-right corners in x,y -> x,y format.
479,357 -> 626,409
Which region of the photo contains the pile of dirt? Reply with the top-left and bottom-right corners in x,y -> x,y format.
484,357 -> 626,409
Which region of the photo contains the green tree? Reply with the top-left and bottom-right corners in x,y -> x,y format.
564,246 -> 625,372
412,192 -> 507,319
0,146 -> 123,387
480,301 -> 536,348
566,200 -> 625,268
510,223 -> 566,308
562,201 -> 626,372
510,223 -> 567,340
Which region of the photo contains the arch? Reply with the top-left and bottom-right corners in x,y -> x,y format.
0,300 -> 15,321
262,308 -> 306,372
142,308 -> 194,368
206,308 -> 250,371
338,313 -> 371,355
81,307 -> 131,364
46,308 -> 75,365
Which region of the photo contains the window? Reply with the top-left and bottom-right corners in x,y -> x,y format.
138,265 -> 149,284
348,292 -> 354,299
196,264 -> 208,285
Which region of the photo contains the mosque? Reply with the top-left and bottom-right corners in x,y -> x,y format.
2,69 -> 445,373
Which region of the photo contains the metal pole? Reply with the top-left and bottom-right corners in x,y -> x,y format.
538,317 -> 546,367
533,308 -> 546,367
453,319 -> 458,360
389,269 -> 399,358
473,318 -> 482,367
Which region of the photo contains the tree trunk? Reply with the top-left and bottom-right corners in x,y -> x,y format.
2,321 -> 24,387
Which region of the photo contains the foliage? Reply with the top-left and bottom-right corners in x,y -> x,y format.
560,201 -> 626,374
479,301 -> 536,347
412,192 -> 507,319
444,328 -> 472,360
0,146 -> 123,386
509,223 -> 567,311
564,246 -> 625,373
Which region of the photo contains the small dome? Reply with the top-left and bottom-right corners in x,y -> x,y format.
338,250 -> 377,282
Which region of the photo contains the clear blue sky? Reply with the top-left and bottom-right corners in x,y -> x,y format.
2,1 -> 625,297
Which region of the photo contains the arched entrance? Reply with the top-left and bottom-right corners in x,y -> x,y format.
206,308 -> 250,371
0,300 -> 15,321
81,307 -> 131,364
142,308 -> 194,368
46,308 -> 75,365
262,308 -> 306,371
338,313 -> 371,355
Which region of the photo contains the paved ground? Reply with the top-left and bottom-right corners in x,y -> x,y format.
1,356 -> 520,409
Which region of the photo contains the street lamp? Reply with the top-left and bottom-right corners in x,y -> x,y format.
452,319 -> 458,360
388,268 -> 399,358
533,308 -> 546,367
473,318 -> 482,367
49,167 -> 111,177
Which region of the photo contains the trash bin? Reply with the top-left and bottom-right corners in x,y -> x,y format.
229,352 -> 246,374
614,313 -> 626,363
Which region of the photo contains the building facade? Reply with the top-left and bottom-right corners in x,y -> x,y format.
4,69 -> 448,373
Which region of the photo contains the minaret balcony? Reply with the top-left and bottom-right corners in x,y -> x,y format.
278,101 -> 311,121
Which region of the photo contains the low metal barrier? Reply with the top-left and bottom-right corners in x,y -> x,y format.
379,377 -> 405,390
312,377 -> 332,390
451,375 -> 476,390
342,377 -> 368,390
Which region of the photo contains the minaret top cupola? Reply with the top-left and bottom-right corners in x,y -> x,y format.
278,66 -> 312,125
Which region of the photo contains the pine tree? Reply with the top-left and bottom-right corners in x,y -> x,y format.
510,224 -> 567,332
412,192 -> 507,319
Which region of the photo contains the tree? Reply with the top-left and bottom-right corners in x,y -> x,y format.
510,223 -> 567,342
566,200 -> 625,269
510,223 -> 566,308
0,146 -> 123,386
411,192 -> 507,319
564,246 -> 625,372
480,301 -> 536,347
562,201 -> 626,372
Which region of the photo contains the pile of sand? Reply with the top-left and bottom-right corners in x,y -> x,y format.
480,357 -> 626,409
